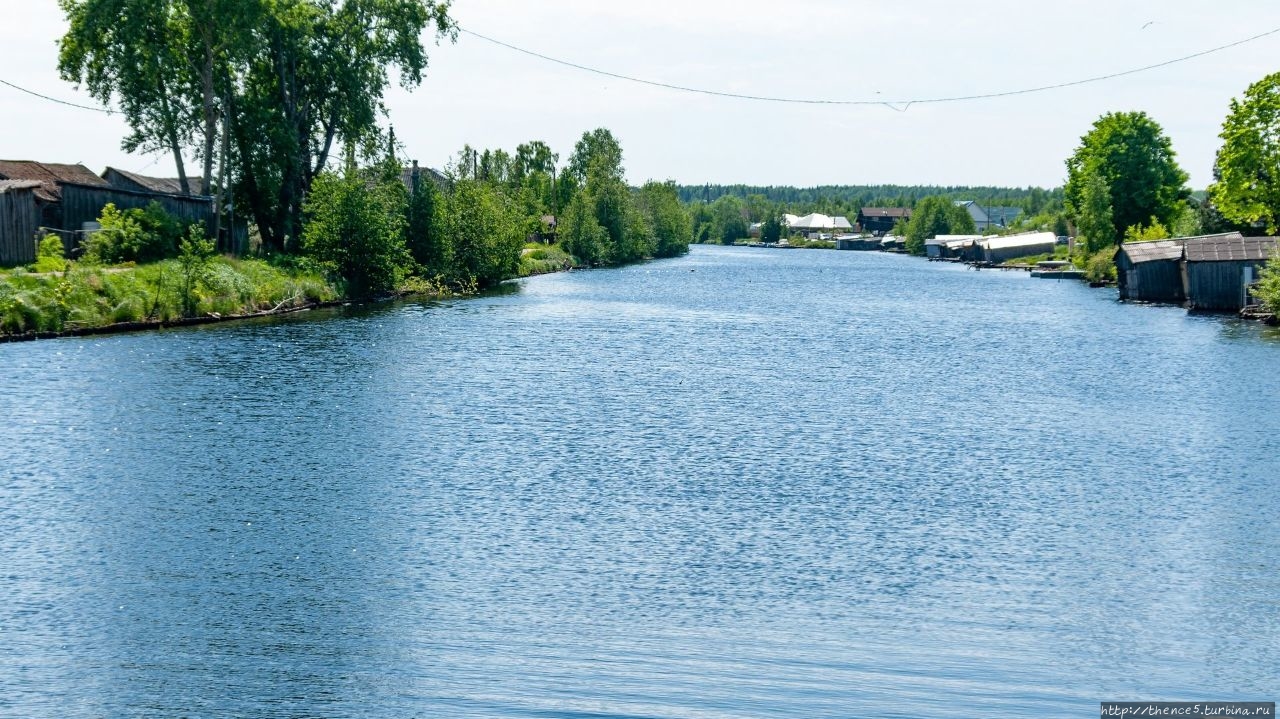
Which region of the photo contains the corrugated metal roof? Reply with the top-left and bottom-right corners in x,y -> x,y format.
0,160 -> 108,202
981,231 -> 1056,251
1184,235 -> 1280,262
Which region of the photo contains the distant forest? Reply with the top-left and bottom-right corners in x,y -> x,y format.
675,184 -> 1065,217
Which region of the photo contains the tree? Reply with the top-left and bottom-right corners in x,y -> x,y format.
560,191 -> 608,265
405,173 -> 448,276
760,213 -> 783,245
1065,111 -> 1189,242
637,181 -> 692,258
709,195 -> 748,245
302,167 -> 409,298
1075,172 -> 1116,254
438,179 -> 523,287
61,0 -> 457,254
1254,254 -> 1280,313
566,128 -> 624,184
903,196 -> 975,255
1209,72 -> 1280,235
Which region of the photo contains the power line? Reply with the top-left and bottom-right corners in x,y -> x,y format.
458,25 -> 1280,108
0,78 -> 114,114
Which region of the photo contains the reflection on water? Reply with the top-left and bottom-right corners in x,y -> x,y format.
2,245 -> 1278,718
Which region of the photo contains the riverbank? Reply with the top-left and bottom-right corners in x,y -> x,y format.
0,242 -> 597,342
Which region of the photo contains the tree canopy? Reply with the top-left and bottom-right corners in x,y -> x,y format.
903,196 -> 975,255
59,0 -> 456,253
1209,72 -> 1280,235
1064,111 -> 1188,244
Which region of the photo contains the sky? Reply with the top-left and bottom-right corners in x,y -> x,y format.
1,0 -> 1278,190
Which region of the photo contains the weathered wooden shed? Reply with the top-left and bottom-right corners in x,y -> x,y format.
0,160 -> 110,232
1116,232 -> 1243,304
102,166 -> 207,196
61,182 -> 216,238
1182,235 -> 1280,311
1116,239 -> 1187,303
837,236 -> 881,251
0,180 -> 42,266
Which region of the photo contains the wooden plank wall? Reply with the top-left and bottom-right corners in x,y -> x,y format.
1184,261 -> 1260,311
0,187 -> 40,266
60,183 -> 215,238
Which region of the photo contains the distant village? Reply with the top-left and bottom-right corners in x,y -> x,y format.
751,200 -> 1278,314
2,163 -> 1276,316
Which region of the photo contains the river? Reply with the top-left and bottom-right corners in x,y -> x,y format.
2,244 -> 1278,717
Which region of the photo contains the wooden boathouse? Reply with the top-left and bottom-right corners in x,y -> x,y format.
1182,234 -> 1280,311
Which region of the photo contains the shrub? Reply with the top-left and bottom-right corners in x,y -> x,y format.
32,235 -> 67,273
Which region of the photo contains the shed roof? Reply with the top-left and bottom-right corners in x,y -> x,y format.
105,167 -> 208,196
1119,239 -> 1185,263
858,207 -> 912,218
0,179 -> 43,192
981,231 -> 1056,251
1184,235 -> 1280,262
0,160 -> 108,202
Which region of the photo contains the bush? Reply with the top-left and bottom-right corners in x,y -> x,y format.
1082,248 -> 1118,283
82,202 -> 192,265
32,235 -> 67,273
1255,254 -> 1280,313
303,170 -> 410,298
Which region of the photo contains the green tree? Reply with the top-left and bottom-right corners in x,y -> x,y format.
637,181 -> 692,258
903,196 -> 975,255
405,172 -> 448,276
566,128 -> 624,184
1075,172 -> 1116,254
761,213 -> 783,245
438,179 -> 523,286
1065,111 -> 1189,242
302,168 -> 409,297
63,0 -> 457,254
1254,254 -> 1280,313
560,191 -> 608,265
709,195 -> 748,245
1209,72 -> 1280,234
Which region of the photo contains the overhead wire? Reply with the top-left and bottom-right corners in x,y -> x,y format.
4,25 -> 1278,114
0,77 -> 114,114
457,25 -> 1280,109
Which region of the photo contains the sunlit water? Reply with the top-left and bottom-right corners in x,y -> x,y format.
3,245 -> 1278,718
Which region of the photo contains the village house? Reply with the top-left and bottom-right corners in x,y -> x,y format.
856,207 -> 911,236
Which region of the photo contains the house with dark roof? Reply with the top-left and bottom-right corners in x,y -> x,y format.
954,201 -> 1024,232
1182,234 -> 1280,311
856,207 -> 911,236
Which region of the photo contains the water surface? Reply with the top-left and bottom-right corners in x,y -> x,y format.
3,245 -> 1278,717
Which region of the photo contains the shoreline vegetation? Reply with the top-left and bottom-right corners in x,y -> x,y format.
1,126 -> 694,341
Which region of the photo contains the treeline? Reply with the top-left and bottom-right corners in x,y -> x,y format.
677,184 -> 1064,218
302,128 -> 691,297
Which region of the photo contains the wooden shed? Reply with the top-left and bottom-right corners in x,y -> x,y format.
0,160 -> 110,232
0,180 -> 42,266
61,182 -> 216,240
102,166 -> 207,196
1116,233 -> 1243,304
1182,235 -> 1280,311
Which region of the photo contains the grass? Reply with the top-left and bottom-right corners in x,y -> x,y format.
517,242 -> 575,277
1,257 -> 339,336
1001,246 -> 1072,266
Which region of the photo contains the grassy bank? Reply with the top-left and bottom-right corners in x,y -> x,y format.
1,257 -> 339,336
517,243 -> 575,276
